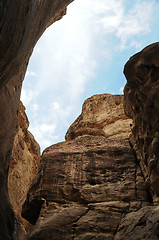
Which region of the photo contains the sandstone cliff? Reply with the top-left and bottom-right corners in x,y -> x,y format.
0,1 -> 73,238
21,94 -> 159,240
8,102 -> 40,239
1,0 -> 159,239
66,94 -> 132,141
124,42 -> 159,204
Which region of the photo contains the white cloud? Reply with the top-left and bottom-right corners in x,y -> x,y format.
26,70 -> 38,77
30,103 -> 39,112
21,88 -> 39,106
90,0 -> 154,50
51,101 -> 72,118
119,87 -> 124,94
29,123 -> 58,151
22,0 -> 156,151
95,1 -> 124,32
129,40 -> 143,50
116,1 -> 153,49
39,123 -> 55,133
27,0 -> 154,98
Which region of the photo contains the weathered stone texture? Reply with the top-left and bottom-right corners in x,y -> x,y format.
22,94 -> 155,240
23,136 -> 149,240
114,206 -> 159,240
124,42 -> 159,203
0,1 -> 73,238
66,94 -> 132,141
8,101 -> 40,238
0,68 -> 25,240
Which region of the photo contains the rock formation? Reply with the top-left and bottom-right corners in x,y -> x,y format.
1,0 -> 159,239
0,1 -> 73,239
8,101 -> 40,239
21,94 -> 159,240
124,42 -> 159,204
66,94 -> 132,141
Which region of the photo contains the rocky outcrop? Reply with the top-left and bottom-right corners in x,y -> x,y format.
22,94 -> 158,240
124,42 -> 159,203
8,101 -> 40,239
0,1 -> 73,238
23,135 -> 151,240
66,94 -> 132,141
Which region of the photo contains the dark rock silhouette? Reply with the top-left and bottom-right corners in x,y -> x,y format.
124,42 -> 159,203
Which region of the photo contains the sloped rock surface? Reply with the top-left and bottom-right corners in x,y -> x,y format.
8,102 -> 40,239
22,94 -> 154,240
0,1 -> 73,238
124,42 -> 159,203
114,206 -> 159,240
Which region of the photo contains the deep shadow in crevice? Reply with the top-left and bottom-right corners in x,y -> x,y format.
21,199 -> 44,225
129,141 -> 153,204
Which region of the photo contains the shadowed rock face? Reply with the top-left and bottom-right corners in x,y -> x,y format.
8,102 -> 41,239
0,1 -> 73,239
0,0 -> 73,86
23,136 -> 150,240
22,94 -> 157,240
0,69 -> 25,240
124,42 -> 159,203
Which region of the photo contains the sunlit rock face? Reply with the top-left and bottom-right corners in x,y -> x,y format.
66,94 -> 132,141
124,42 -> 159,203
0,1 -> 73,239
8,102 -> 40,239
22,94 -> 158,240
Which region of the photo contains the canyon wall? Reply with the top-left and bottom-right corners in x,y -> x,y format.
8,102 -> 40,239
1,1 -> 159,239
21,43 -> 159,239
0,1 -> 73,239
21,94 -> 159,240
124,42 -> 159,204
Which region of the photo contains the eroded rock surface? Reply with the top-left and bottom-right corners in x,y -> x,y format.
8,102 -> 40,239
124,42 -> 159,203
66,94 -> 132,141
22,94 -> 157,240
114,206 -> 159,240
0,1 -> 73,238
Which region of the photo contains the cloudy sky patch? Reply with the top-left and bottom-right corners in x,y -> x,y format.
21,0 -> 159,151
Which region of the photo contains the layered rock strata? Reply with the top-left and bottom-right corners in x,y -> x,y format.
8,102 -> 40,239
22,94 -> 159,240
124,42 -> 159,203
0,1 -> 73,238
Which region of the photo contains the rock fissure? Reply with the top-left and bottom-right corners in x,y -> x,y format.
113,213 -> 124,240
129,139 -> 153,204
134,161 -> 138,201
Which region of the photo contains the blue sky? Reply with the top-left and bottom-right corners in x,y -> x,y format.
21,0 -> 159,151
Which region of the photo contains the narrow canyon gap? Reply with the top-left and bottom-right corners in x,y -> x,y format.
1,1 -> 159,240
0,1 -> 74,239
